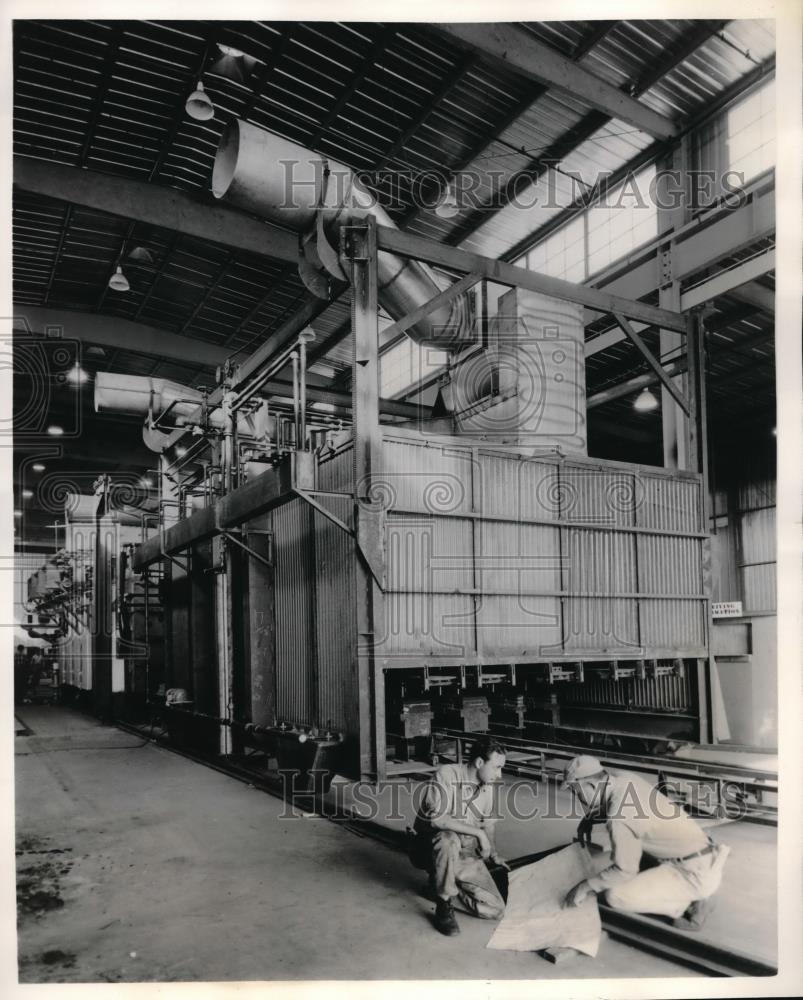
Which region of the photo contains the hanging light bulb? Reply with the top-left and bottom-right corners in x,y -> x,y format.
108,265 -> 130,292
128,246 -> 154,265
434,180 -> 460,220
210,44 -> 252,85
185,80 -> 214,121
66,363 -> 89,384
633,387 -> 659,412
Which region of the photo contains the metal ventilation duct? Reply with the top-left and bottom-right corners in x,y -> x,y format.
94,373 -> 264,452
212,120 -> 471,347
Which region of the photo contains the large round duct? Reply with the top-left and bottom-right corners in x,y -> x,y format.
212,121 -> 471,347
94,373 -> 262,452
94,372 -> 207,426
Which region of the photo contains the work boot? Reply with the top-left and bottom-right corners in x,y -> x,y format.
420,874 -> 438,903
673,896 -> 715,931
434,897 -> 460,936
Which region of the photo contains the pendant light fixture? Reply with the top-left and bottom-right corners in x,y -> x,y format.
434,179 -> 460,219
128,246 -> 154,264
108,265 -> 130,293
210,44 -> 253,86
186,80 -> 214,121
633,386 -> 659,412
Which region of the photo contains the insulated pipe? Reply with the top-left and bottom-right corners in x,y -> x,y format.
222,392 -> 235,494
95,373 -> 208,426
212,121 -> 472,347
291,352 -> 300,448
299,339 -> 308,449
95,373 -> 258,445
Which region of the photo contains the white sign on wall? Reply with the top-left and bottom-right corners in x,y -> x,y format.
712,601 -> 744,619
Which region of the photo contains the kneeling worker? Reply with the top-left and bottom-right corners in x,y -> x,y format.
561,755 -> 729,930
410,736 -> 509,936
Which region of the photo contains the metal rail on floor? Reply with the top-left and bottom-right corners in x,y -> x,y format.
598,907 -> 777,977
435,727 -> 778,824
114,718 -> 778,978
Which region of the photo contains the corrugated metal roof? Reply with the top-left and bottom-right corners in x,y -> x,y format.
12,17 -> 776,436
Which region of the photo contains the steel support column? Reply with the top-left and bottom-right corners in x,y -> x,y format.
213,535 -> 234,754
687,310 -> 715,743
657,138 -> 693,470
345,216 -> 386,781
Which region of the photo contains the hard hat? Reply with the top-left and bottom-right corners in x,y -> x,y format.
561,755 -> 606,790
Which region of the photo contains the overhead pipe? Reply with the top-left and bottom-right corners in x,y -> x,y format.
298,333 -> 310,449
291,351 -> 300,449
212,121 -> 473,347
95,373 -> 264,451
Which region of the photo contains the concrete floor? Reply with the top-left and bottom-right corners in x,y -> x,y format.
12,705 -> 703,985
330,762 -> 778,964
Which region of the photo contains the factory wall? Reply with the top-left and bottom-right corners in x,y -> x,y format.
710,442 -> 777,748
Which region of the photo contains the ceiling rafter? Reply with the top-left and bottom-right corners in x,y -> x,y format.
77,22 -> 125,168
239,24 -> 296,121
303,22 -> 620,374
433,23 -> 678,139
444,20 -> 731,250
309,25 -> 396,147
397,20 -> 617,230
178,250 -> 236,335
132,232 -> 181,320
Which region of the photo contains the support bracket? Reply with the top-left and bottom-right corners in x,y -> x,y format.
219,530 -> 274,569
613,311 -> 690,415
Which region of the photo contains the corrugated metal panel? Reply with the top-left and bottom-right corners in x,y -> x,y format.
740,506 -> 775,564
638,535 -> 702,595
563,599 -> 639,652
480,453 -> 556,520
739,477 -> 776,511
476,595 -> 561,657
739,505 -> 775,613
317,441 -> 355,494
479,521 -> 561,593
742,565 -> 776,613
640,599 -> 706,651
709,520 -> 740,603
564,528 -> 636,592
639,475 -> 702,533
384,515 -> 473,658
383,591 -> 475,658
380,438 -> 475,514
312,494 -> 355,732
560,466 -> 638,527
273,498 -> 314,726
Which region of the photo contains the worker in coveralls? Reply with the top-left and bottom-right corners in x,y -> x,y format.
562,755 -> 730,930
409,735 -> 509,936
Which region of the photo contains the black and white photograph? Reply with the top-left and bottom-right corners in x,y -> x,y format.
3,2 -> 801,997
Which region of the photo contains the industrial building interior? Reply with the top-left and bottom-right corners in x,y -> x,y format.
6,13 -> 797,991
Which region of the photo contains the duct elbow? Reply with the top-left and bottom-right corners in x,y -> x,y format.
213,119 -> 474,348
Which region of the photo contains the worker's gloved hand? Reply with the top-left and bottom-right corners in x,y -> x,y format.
563,880 -> 593,908
575,815 -> 594,849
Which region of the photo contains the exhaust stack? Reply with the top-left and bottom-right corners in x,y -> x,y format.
212,120 -> 471,347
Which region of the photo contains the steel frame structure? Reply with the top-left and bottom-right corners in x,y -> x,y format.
132,215 -> 710,780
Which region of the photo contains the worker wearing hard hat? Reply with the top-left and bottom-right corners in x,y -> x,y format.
561,755 -> 730,930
